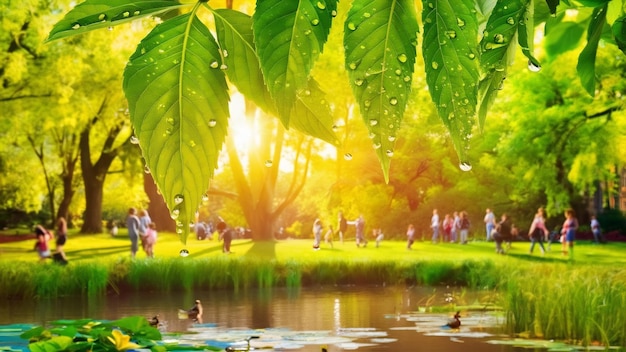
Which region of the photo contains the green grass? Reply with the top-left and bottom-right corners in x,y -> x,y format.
4,231 -> 626,346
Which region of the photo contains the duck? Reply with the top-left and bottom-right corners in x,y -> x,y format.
178,299 -> 203,322
444,311 -> 461,329
149,315 -> 160,327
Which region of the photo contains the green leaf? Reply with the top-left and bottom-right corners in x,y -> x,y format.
576,0 -> 610,7
544,21 -> 586,58
422,0 -> 479,168
28,336 -> 73,352
253,0 -> 337,122
291,80 -> 340,146
213,8 -> 338,145
612,15 -> 626,54
123,8 -> 229,244
517,0 -> 541,69
343,0 -> 418,182
545,0 -> 559,15
577,4 -> 608,96
47,0 -> 187,41
477,0 -> 530,129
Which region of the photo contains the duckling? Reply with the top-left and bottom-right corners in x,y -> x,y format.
444,311 -> 461,329
149,315 -> 160,327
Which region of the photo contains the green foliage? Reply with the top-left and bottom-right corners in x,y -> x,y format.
21,316 -> 161,352
45,0 -> 626,243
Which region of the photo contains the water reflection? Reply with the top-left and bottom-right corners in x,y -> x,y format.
0,286 -> 522,351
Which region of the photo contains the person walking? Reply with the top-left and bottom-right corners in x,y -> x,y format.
494,214 -> 511,254
442,214 -> 453,243
126,208 -> 140,258
374,228 -> 384,248
144,222 -> 158,258
528,207 -> 548,255
451,211 -> 460,243
216,218 -> 233,253
484,208 -> 496,241
55,217 -> 68,261
406,224 -> 416,249
561,208 -> 579,257
337,212 -> 348,244
354,215 -> 367,247
324,224 -> 334,248
459,211 -> 470,244
590,215 -> 602,244
430,209 -> 440,243
313,218 -> 323,250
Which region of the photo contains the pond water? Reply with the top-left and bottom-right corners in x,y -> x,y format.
0,285 -> 559,351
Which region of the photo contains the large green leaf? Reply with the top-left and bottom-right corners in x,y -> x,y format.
123,8 -> 229,244
612,15 -> 626,54
544,21 -> 586,58
477,0 -> 530,130
517,0 -> 541,69
47,0 -> 186,41
577,4 -> 608,96
422,0 -> 479,169
252,0 -> 338,123
343,0 -> 418,182
213,8 -> 338,146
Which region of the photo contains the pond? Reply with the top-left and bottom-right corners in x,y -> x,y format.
0,285 -> 573,351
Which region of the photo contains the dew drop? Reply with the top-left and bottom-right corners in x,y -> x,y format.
373,142 -> 382,149
304,29 -> 312,35
369,132 -> 376,139
445,30 -> 457,39
188,140 -> 197,148
386,149 -> 394,157
210,61 -> 219,68
202,194 -> 209,203
355,78 -> 364,86
459,162 -> 472,171
493,33 -> 505,44
506,17 -> 515,25
144,165 -> 151,174
468,53 -> 476,59
403,76 -> 411,82
369,119 -> 378,126
428,2 -> 434,8
316,1 -> 326,9
265,160 -> 273,167
72,23 -> 80,30
344,153 -> 353,160
98,13 -> 106,21
222,49 -> 229,57
364,100 -> 371,108
348,62 -> 358,70
347,22 -> 356,30
130,135 -> 139,144
457,17 -> 465,28
431,61 -> 439,69
170,209 -> 180,220
331,10 -> 337,17
311,18 -> 320,26
133,10 -> 140,16
122,11 -> 130,18
332,124 -> 339,132
389,97 -> 398,105
388,135 -> 396,142
166,117 -> 175,125
363,12 -> 371,18
528,60 -> 541,72
179,249 -> 190,257
220,64 -> 228,70
397,53 -> 408,63
174,194 -> 184,204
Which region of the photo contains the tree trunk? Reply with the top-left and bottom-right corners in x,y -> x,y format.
144,172 -> 176,232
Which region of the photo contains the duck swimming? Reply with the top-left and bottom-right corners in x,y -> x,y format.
444,311 -> 461,329
149,315 -> 159,327
178,299 -> 203,323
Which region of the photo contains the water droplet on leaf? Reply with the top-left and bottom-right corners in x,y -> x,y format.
265,160 -> 273,167
459,162 -> 472,171
311,18 -> 320,26
431,61 -> 439,69
144,165 -> 151,174
72,23 -> 80,29
347,22 -> 356,30
389,97 -> 398,105
174,194 -> 184,204
386,150 -> 394,157
98,13 -> 106,21
506,17 -> 515,25
170,209 -> 180,220
316,1 -> 326,9
528,60 -> 541,72
210,61 -> 219,68
180,249 -> 189,257
208,119 -> 217,127
122,11 -> 130,18
397,54 -> 408,63
369,119 -> 378,126
130,136 -> 139,144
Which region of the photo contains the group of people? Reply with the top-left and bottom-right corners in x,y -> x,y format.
126,208 -> 158,258
486,207 -> 584,256
428,210 -> 472,246
33,216 -> 68,264
312,213 -> 386,250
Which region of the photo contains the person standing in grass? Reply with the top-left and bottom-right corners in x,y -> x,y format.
451,211 -> 460,243
138,209 -> 152,251
324,224 -> 334,248
374,228 -> 384,248
144,222 -> 158,258
55,217 -> 68,261
528,207 -> 548,255
484,208 -> 496,241
353,215 -> 367,247
494,214 -> 511,254
34,224 -> 52,261
406,224 -> 416,249
126,208 -> 140,258
459,211 -> 470,244
337,211 -> 348,244
313,218 -> 323,250
590,215 -> 602,243
430,209 -> 440,243
561,208 -> 579,257
216,218 -> 233,254
442,214 -> 453,243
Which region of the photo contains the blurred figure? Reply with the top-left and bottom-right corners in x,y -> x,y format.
528,207 -> 548,255
324,224 -> 334,248
55,217 -> 68,261
590,215 -> 602,244
459,211 -> 470,244
34,224 -> 52,261
313,219 -> 323,250
442,214 -> 453,243
561,208 -> 579,257
406,224 -> 416,250
430,209 -> 440,243
337,212 -> 348,244
143,222 -> 158,258
217,218 -> 233,253
353,215 -> 367,248
126,208 -> 140,258
484,208 -> 496,241
374,228 -> 384,248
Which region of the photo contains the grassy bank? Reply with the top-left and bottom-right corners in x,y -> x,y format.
3,231 -> 626,346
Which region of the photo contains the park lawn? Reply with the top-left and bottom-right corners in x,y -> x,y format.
1,229 -> 625,266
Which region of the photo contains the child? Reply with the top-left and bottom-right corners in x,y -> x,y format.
143,222 -> 158,258
374,228 -> 384,248
324,225 -> 334,248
